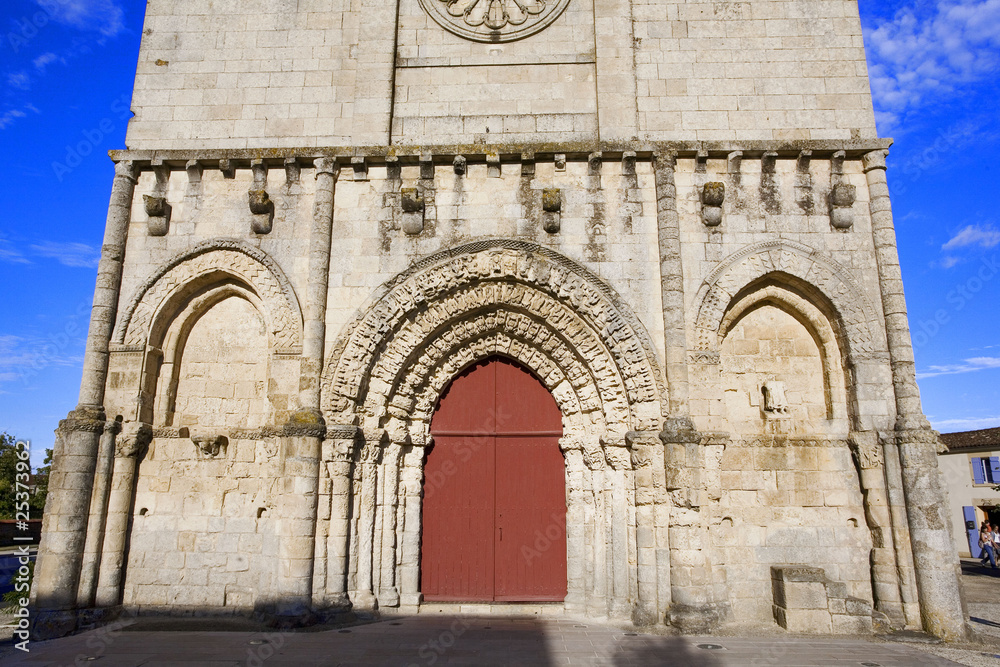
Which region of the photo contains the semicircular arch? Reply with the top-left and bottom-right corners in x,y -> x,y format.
113,239 -> 303,353
322,240 -> 666,435
692,240 -> 880,359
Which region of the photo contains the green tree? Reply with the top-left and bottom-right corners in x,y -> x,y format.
0,432 -> 50,520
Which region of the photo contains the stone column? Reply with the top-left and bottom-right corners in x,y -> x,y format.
323,428 -> 357,611
653,151 -> 726,631
628,431 -> 665,625
353,432 -> 384,611
94,422 -> 151,608
273,425 -> 323,622
652,151 -> 691,417
377,442 -> 404,608
559,437 -> 588,615
582,438 -> 608,616
32,161 -> 137,637
883,437 -> 922,627
76,417 -> 122,607
604,440 -> 635,621
398,442 -> 428,608
849,431 -> 906,629
863,149 -> 966,641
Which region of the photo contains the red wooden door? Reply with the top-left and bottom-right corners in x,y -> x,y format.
422,357 -> 566,602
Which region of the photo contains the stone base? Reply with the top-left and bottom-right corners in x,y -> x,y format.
30,608 -> 83,641
667,602 -> 727,634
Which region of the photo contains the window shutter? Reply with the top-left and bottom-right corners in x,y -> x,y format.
989,457 -> 1000,484
973,457 -> 986,484
965,506 -> 981,557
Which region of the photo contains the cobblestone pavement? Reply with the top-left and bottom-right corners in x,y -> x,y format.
2,560 -> 999,666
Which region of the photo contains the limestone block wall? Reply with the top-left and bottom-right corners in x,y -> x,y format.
322,157 -> 667,369
122,436 -> 281,611
716,440 -> 872,624
633,0 -> 877,141
126,0 -> 877,149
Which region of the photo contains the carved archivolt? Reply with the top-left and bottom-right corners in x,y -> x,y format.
113,239 -> 303,353
322,240 -> 665,437
693,240 -> 879,359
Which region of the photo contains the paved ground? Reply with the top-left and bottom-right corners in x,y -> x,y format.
0,560 -> 998,666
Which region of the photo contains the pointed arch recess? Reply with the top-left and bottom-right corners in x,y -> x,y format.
321,240 -> 667,439
693,240 -> 880,359
112,239 -> 303,353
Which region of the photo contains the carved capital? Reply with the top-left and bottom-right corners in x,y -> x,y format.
862,149 -> 889,173
116,422 -> 153,458
849,431 -> 884,470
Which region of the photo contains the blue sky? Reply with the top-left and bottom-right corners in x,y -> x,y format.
0,0 -> 998,468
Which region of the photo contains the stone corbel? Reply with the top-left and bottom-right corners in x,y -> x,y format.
219,158 -> 235,179
520,151 -> 535,177
284,157 -> 300,184
795,150 -> 815,214
588,151 -> 602,175
452,155 -> 467,175
695,149 -> 708,173
487,152 -> 501,178
191,433 -> 228,459
701,182 -> 725,227
622,150 -> 636,176
542,188 -> 561,234
420,153 -> 434,181
400,187 -> 424,235
554,153 -> 566,172
727,151 -> 743,176
185,159 -> 203,184
248,159 -> 274,234
145,159 -> 171,236
351,156 -> 368,182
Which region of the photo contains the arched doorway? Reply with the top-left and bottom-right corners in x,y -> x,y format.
421,356 -> 567,601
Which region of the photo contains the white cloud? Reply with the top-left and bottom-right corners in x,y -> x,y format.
943,224 -> 1000,250
7,71 -> 31,90
939,255 -> 961,268
0,334 -> 85,389
0,239 -> 30,264
30,241 -> 100,268
35,0 -> 126,37
33,52 -> 60,71
932,416 -> 1000,431
865,0 -> 1000,130
917,356 -> 1000,378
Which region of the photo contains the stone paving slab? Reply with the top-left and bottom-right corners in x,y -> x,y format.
0,616 -> 969,667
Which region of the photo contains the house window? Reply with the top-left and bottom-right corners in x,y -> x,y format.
972,456 -> 1000,485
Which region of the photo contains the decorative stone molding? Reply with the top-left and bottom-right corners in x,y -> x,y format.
701,182 -> 725,227
143,195 -> 171,236
114,238 -> 303,353
400,188 -> 424,235
151,426 -> 189,439
692,240 -> 879,359
762,380 -> 790,417
322,240 -> 666,436
542,188 -> 561,233
830,183 -> 857,230
418,0 -> 572,43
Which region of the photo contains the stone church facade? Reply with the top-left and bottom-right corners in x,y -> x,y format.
33,0 -> 968,640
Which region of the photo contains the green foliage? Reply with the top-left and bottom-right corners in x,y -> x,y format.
0,432 -> 51,520
2,560 -> 32,612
